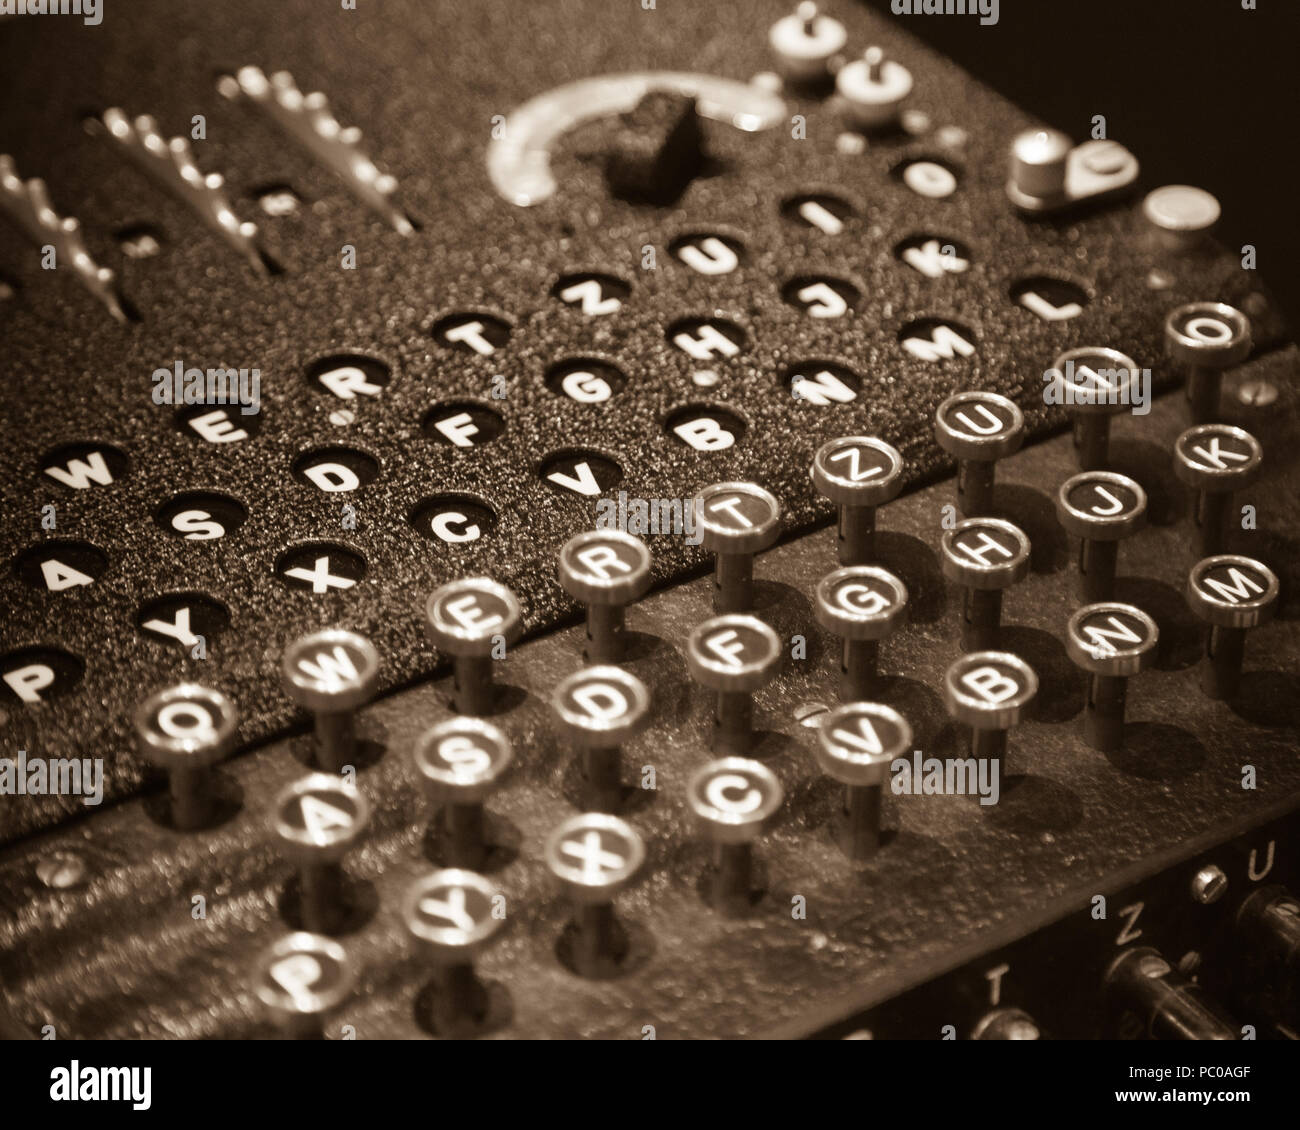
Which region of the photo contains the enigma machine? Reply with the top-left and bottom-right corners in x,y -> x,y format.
0,0 -> 1297,1044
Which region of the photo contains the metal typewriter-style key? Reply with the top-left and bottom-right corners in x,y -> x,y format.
425,578 -> 523,714
273,773 -> 371,935
413,717 -> 513,869
545,813 -> 645,977
1052,347 -> 1142,470
557,529 -> 652,662
1164,301 -> 1252,424
941,517 -> 1030,651
816,703 -> 911,861
280,628 -> 381,773
1186,555 -> 1279,701
132,684 -> 238,831
811,435 -> 904,565
814,566 -> 908,700
687,757 -> 783,911
255,932 -> 356,1040
1065,603 -> 1159,752
686,614 -> 781,753
403,869 -> 506,1034
694,481 -> 781,613
1172,423 -> 1263,558
934,391 -> 1026,517
943,651 -> 1038,768
1056,470 -> 1148,602
552,666 -> 650,813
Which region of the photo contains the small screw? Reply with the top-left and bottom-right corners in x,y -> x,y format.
258,187 -> 301,216
794,701 -> 830,727
1005,1018 -> 1041,1040
37,852 -> 88,890
1082,140 -> 1127,175
900,109 -> 930,135
1137,953 -> 1170,978
1237,378 -> 1277,408
1191,864 -> 1228,904
1242,292 -> 1270,319
935,125 -> 968,149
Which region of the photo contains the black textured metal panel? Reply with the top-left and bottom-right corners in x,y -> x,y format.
1,365 -> 1297,1038
0,0 -> 1288,846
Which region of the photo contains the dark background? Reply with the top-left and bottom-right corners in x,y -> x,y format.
866,0 -> 1300,333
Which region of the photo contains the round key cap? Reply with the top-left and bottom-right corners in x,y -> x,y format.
545,812 -> 645,976
687,757 -> 783,911
768,2 -> 846,85
686,614 -> 782,753
413,717 -> 513,869
552,666 -> 650,813
1056,470 -> 1147,601
1050,347 -> 1143,470
1065,602 -> 1159,752
255,932 -> 356,1040
943,651 -> 1038,767
816,703 -> 911,860
811,435 -> 904,565
814,566 -> 908,700
1186,555 -> 1279,701
558,529 -> 652,662
934,391 -> 1025,517
1165,301 -> 1252,424
1173,424 -> 1263,557
425,578 -> 522,714
694,481 -> 781,613
837,45 -> 913,130
133,683 -> 238,831
281,628 -> 381,772
404,869 -> 505,1033
941,517 -> 1031,651
273,773 -> 371,934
